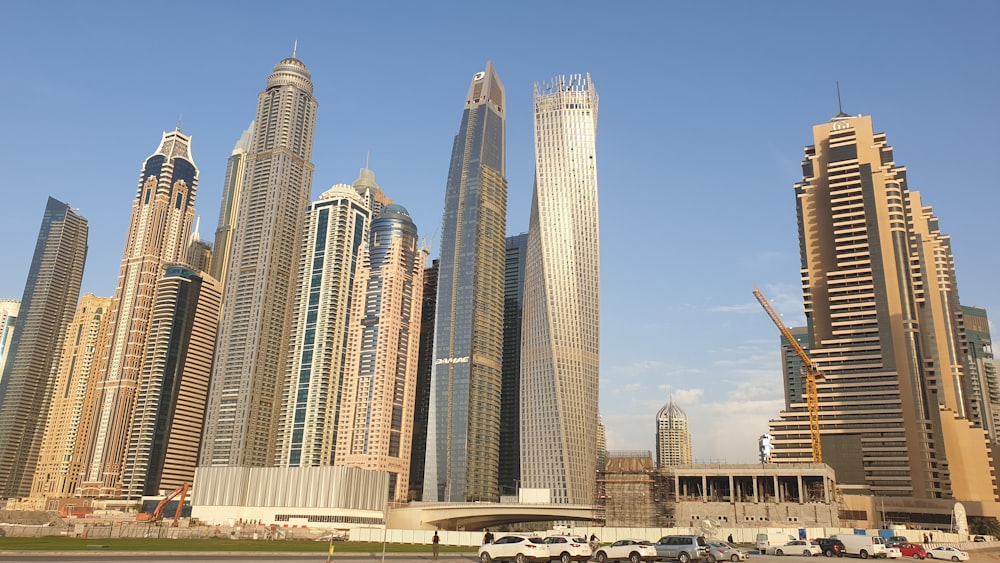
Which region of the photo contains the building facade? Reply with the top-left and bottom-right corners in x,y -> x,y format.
769,113 -> 998,508
0,197 -> 88,498
780,327 -> 810,411
962,305 -> 1000,445
0,299 -> 19,385
275,185 -> 371,467
520,73 -> 601,505
31,294 -> 111,500
335,205 -> 424,502
210,121 -> 255,286
499,233 -> 527,495
83,129 -> 199,497
656,397 -> 693,467
121,267 -> 221,498
409,259 -> 438,500
202,54 -> 318,468
424,62 -> 508,502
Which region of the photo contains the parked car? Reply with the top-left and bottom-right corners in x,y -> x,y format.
653,535 -> 710,563
896,543 -> 927,559
886,547 -> 903,559
835,535 -> 887,559
925,546 -> 969,561
973,536 -> 986,543
594,538 -> 658,563
768,540 -> 821,557
815,538 -> 846,557
479,535 -> 551,563
705,540 -> 749,562
758,533 -> 797,554
314,533 -> 348,542
544,535 -> 593,563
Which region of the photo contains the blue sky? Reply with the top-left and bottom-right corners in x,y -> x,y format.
2,1 -> 997,463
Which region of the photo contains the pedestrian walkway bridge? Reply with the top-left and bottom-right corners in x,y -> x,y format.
388,502 -> 599,530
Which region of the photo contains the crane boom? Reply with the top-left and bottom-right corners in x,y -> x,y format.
752,287 -> 823,463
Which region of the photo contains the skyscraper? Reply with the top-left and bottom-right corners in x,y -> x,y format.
121,267 -> 221,499
83,129 -> 198,497
409,258 -> 438,500
780,327 -> 810,411
655,397 -> 693,467
31,294 -> 111,499
424,62 -> 507,502
500,233 -> 527,495
202,53 -> 317,468
770,113 -> 997,505
275,184 -> 371,467
211,122 -> 255,286
336,204 -> 424,502
0,197 -> 88,498
961,306 -> 1000,445
0,299 -> 19,385
520,73 -> 601,505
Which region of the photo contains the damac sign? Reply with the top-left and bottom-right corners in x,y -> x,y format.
435,357 -> 470,365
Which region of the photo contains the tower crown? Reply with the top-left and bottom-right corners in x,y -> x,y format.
267,56 -> 313,94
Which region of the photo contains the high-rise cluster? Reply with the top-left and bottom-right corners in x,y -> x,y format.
769,113 -> 998,504
0,55 -> 607,512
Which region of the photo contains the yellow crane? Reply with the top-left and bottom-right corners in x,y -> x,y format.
752,287 -> 823,463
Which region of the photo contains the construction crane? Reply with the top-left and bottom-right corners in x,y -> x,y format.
752,287 -> 823,463
136,482 -> 190,526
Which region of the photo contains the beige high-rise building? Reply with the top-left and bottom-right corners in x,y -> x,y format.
201,54 -> 317,468
520,73 -> 601,505
121,267 -> 220,498
655,397 -> 692,467
335,204 -> 424,502
0,299 -> 19,385
770,113 -> 998,513
82,129 -> 198,497
31,294 -> 111,499
210,122 -> 255,286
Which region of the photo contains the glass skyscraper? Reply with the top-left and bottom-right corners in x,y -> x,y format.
499,233 -> 527,495
520,73 -> 601,505
0,197 -> 88,498
424,62 -> 507,502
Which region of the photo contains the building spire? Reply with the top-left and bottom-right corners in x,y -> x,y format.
834,82 -> 849,118
177,114 -> 183,132
292,40 -> 298,59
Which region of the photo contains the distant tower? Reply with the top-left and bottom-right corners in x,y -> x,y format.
210,122 -> 255,286
409,258 -> 439,500
0,299 -> 20,384
780,327 -> 810,410
336,204 -> 424,502
424,62 -> 507,502
520,73 -> 601,504
655,397 -> 693,467
770,113 -> 997,503
121,267 -> 221,499
0,197 -> 88,498
499,233 -> 527,495
31,294 -> 111,499
202,53 -> 318,468
187,217 -> 212,274
961,306 -> 999,445
84,129 -> 198,497
275,185 -> 372,467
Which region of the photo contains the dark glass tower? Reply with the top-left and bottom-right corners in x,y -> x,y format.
500,233 -> 527,495
0,197 -> 88,497
409,258 -> 438,500
424,62 -> 507,502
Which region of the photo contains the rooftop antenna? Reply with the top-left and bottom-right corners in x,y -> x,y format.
177,114 -> 183,132
365,150 -> 371,170
292,40 -> 298,58
836,81 -> 844,114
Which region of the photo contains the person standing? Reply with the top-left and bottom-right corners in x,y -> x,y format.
484,529 -> 494,544
728,534 -> 734,544
432,531 -> 440,559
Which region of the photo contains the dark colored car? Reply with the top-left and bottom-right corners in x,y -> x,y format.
815,538 -> 845,558
887,536 -> 910,548
973,536 -> 986,543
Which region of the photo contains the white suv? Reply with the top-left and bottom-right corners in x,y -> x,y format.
479,534 -> 551,563
544,535 -> 593,563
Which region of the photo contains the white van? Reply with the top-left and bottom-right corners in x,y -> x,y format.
833,534 -> 887,559
755,533 -> 795,554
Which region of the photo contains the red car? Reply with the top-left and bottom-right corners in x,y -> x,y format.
897,543 -> 927,559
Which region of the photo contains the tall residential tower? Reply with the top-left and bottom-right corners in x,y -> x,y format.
655,397 -> 692,467
520,73 -> 601,505
202,54 -> 318,468
769,113 -> 997,508
424,62 -> 507,502
0,197 -> 88,498
83,129 -> 199,497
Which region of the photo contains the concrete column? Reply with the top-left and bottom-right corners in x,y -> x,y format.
797,474 -> 804,503
729,475 -> 735,504
752,476 -> 758,503
702,475 -> 708,502
773,475 -> 780,503
675,475 -> 680,502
